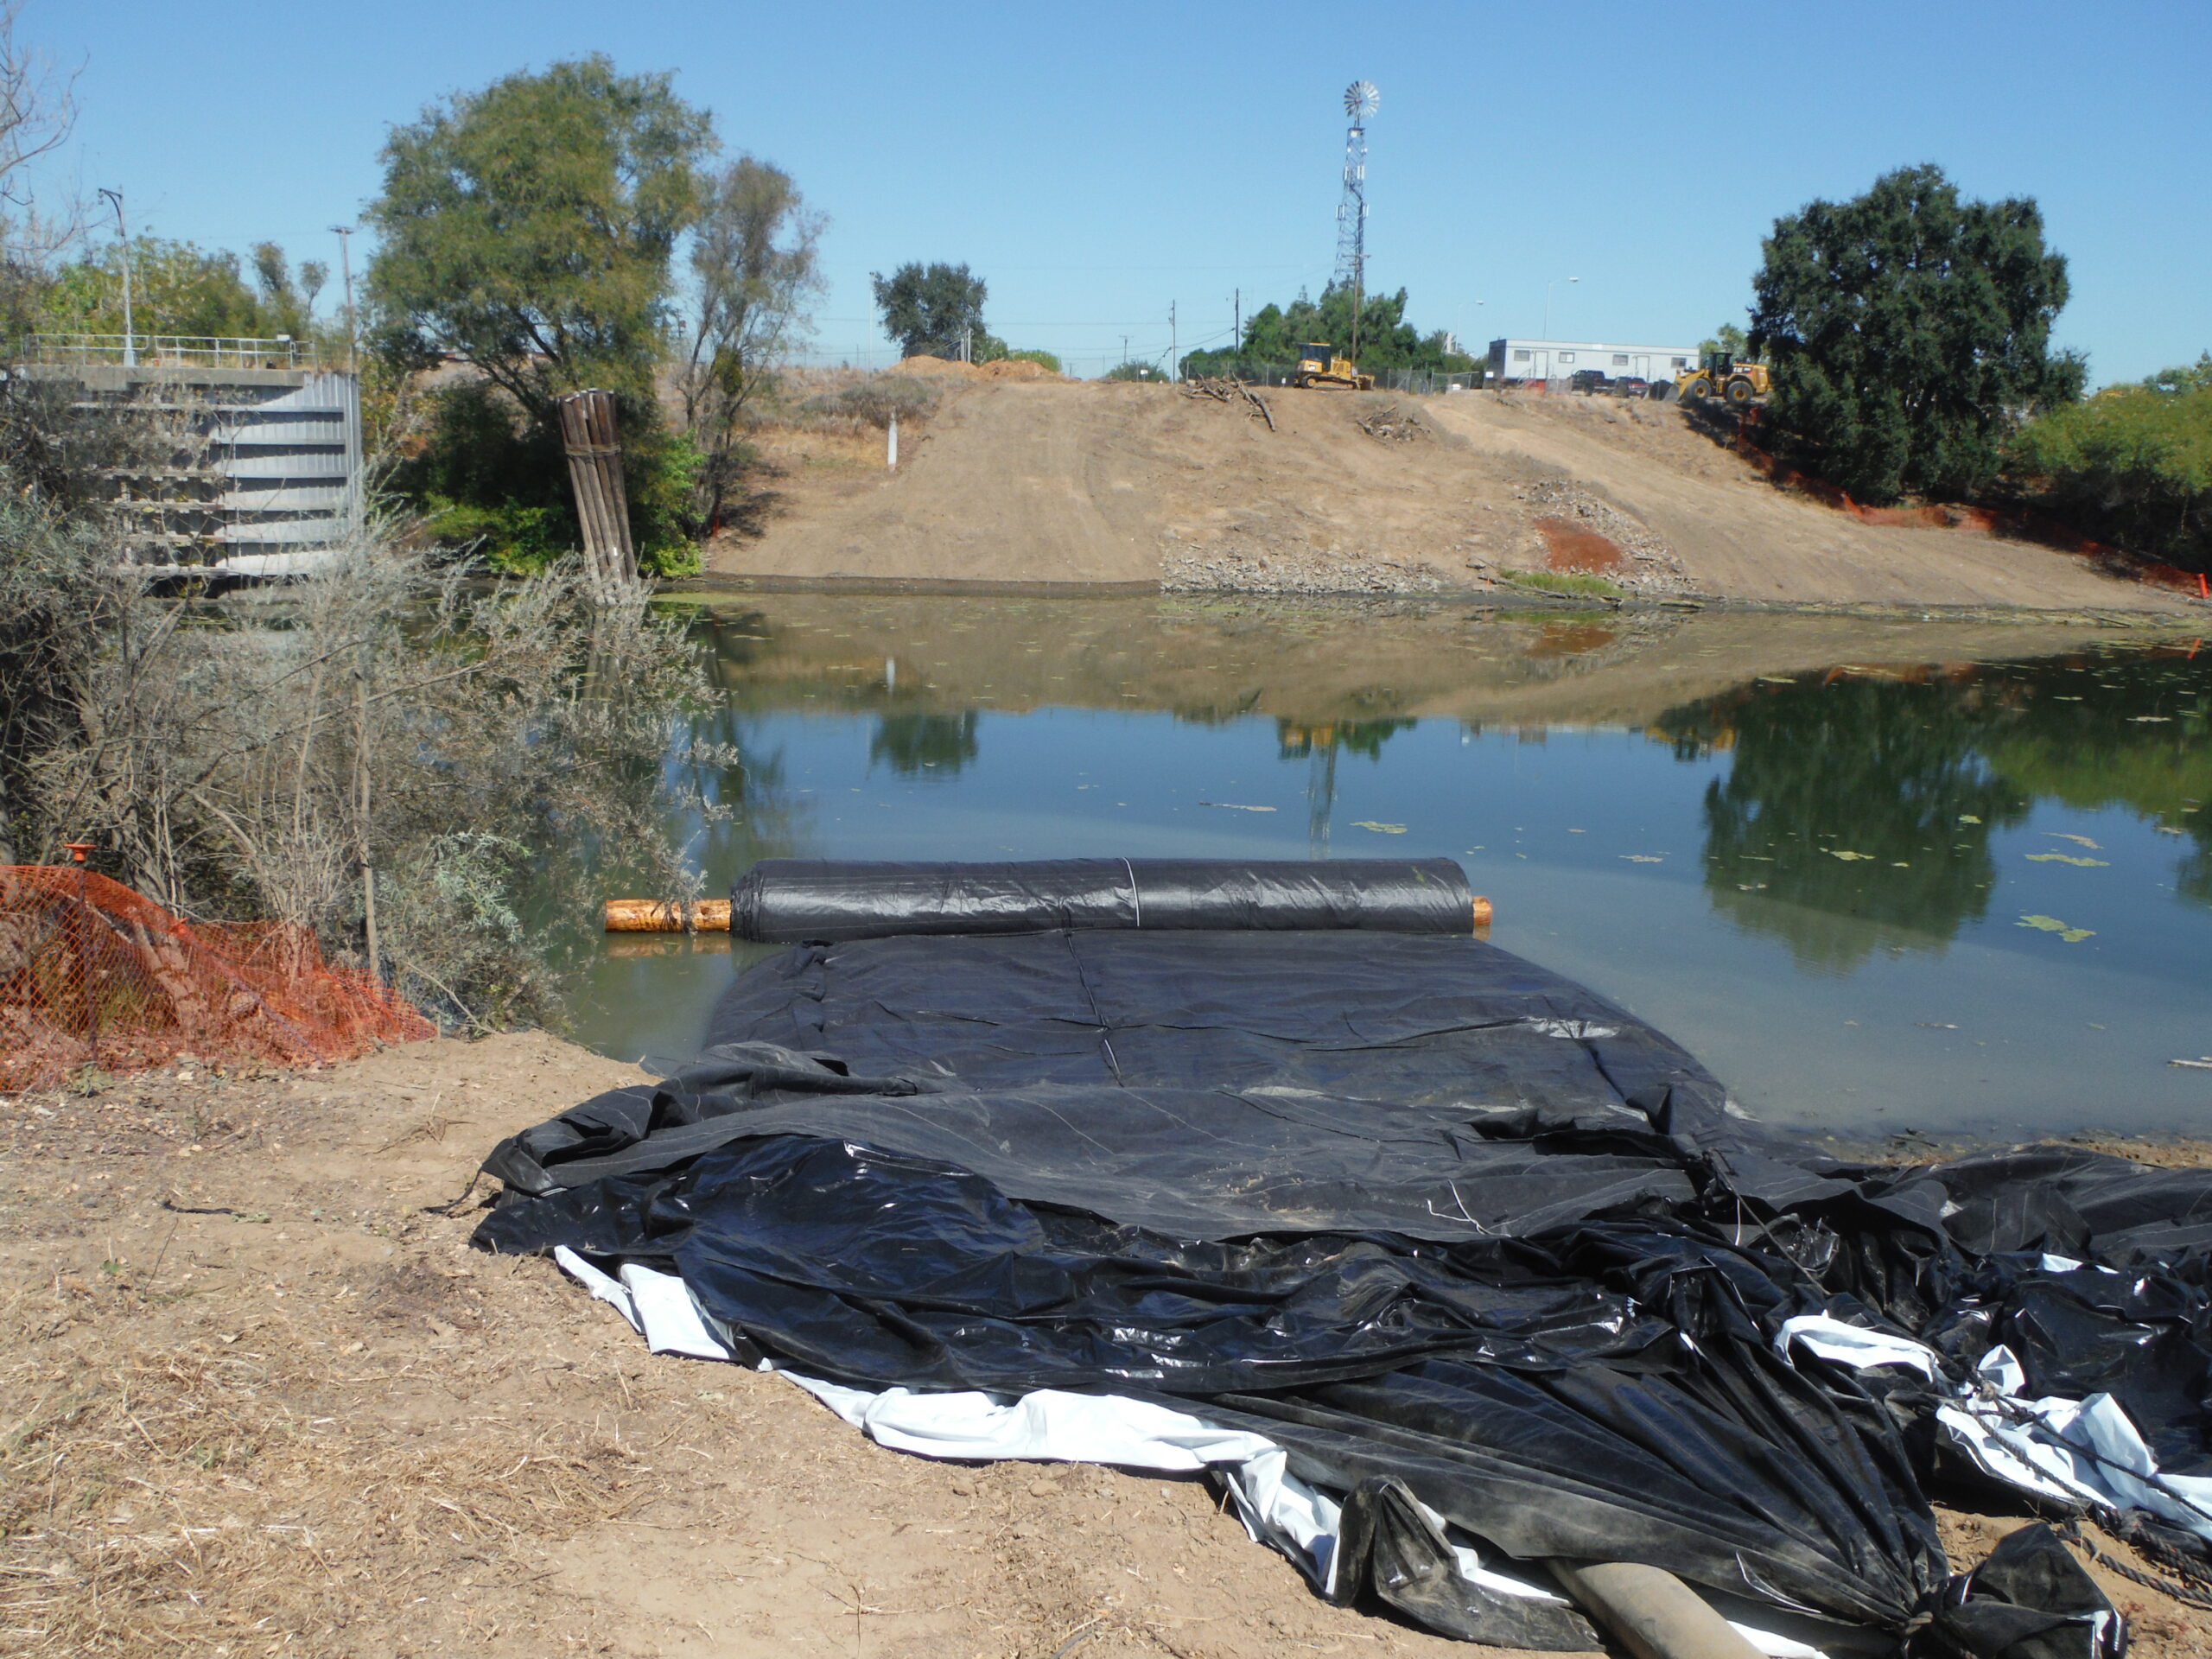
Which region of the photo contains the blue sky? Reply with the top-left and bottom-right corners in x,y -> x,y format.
30,0 -> 2209,382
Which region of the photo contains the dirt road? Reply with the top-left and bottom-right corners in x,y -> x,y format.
7,1034 -> 2211,1656
714,379 -> 2193,613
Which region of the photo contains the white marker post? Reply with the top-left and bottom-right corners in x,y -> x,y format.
887,412 -> 899,470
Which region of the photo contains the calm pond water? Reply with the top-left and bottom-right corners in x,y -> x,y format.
565,594 -> 2212,1141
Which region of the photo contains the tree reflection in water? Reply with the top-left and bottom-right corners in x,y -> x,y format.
871,711 -> 981,778
1657,649 -> 2212,970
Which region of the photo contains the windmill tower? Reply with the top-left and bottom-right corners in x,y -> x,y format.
1334,81 -> 1379,364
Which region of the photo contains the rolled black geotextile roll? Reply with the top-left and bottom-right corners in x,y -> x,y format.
729,857 -> 1473,942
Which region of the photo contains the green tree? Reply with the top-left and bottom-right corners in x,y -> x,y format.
367,55 -> 713,569
674,156 -> 826,530
1184,283 -> 1472,377
42,238 -> 269,339
2011,353 -> 2212,572
1698,322 -> 1753,362
1750,164 -> 2083,503
870,262 -> 988,359
250,243 -> 327,342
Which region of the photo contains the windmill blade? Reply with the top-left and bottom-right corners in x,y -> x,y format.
1344,80 -> 1380,121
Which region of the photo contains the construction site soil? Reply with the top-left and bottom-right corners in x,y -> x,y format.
7,1034 -> 2212,1658
713,379 -> 2199,614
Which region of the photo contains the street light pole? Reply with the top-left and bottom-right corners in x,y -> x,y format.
1543,276 -> 1580,340
329,224 -> 358,374
98,189 -> 134,366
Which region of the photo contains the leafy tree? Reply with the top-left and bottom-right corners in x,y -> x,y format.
1005,349 -> 1060,373
1698,322 -> 1754,362
42,238 -> 270,339
1183,282 -> 1472,377
2012,353 -> 2212,572
250,242 -> 327,341
366,55 -> 715,570
871,262 -> 988,359
674,156 -> 825,530
1103,360 -> 1165,382
1750,164 -> 2083,503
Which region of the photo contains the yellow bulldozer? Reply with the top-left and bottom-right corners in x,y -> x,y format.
1292,342 -> 1374,391
1665,347 -> 1770,407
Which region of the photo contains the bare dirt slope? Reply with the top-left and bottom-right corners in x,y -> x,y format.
714,380 -> 2189,613
7,1036 -> 2211,1656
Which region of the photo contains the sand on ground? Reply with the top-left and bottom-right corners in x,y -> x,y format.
711,379 -> 2196,614
7,1033 -> 2212,1657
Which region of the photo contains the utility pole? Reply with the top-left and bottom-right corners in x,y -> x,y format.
1169,301 -> 1177,382
329,224 -> 358,373
1233,288 -> 1240,365
98,189 -> 134,366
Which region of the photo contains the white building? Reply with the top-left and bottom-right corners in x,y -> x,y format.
1486,338 -> 1702,387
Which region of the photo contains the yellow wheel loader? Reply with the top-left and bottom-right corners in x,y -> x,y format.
1292,342 -> 1375,391
1665,347 -> 1769,407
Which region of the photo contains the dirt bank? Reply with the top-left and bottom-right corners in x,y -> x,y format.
6,1034 -> 2211,1656
713,380 -> 2197,614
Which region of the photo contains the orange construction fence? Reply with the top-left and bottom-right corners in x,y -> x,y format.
0,865 -> 433,1091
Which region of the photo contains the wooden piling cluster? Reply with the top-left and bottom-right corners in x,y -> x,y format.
556,389 -> 637,586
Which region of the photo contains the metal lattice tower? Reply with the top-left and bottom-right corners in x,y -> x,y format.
1333,81 -> 1379,362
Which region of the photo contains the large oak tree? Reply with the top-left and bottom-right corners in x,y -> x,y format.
1751,164 -> 2082,503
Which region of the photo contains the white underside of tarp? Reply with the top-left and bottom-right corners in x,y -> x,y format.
1778,1313 -> 2212,1544
552,1249 -> 1845,1657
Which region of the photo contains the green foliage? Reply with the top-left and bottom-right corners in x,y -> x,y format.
1103,360 -> 1165,382
676,156 -> 824,526
2012,353 -> 2212,571
1006,349 -> 1060,373
420,499 -> 569,574
869,262 -> 988,359
629,431 -> 704,576
1183,283 -> 1473,378
1699,322 -> 1755,362
367,55 -> 715,566
42,238 -> 277,339
1751,164 -> 2084,504
402,380 -> 700,575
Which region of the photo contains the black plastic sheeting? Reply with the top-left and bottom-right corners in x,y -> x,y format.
475,918 -> 2183,1653
729,856 -> 1476,942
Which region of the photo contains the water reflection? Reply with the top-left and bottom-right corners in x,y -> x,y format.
1654,649 -> 2212,966
564,594 -> 2212,1133
1656,677 -> 2030,969
1277,719 -> 1415,855
871,712 -> 980,778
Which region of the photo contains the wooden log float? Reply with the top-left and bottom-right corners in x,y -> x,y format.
603,898 -> 734,932
602,896 -> 1493,933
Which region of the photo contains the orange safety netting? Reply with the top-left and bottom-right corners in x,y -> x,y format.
0,865 -> 434,1091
